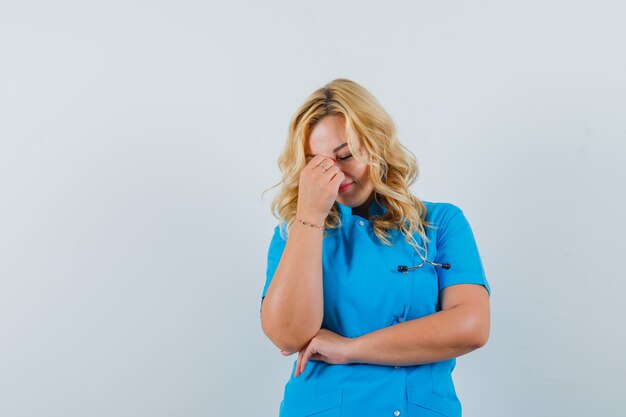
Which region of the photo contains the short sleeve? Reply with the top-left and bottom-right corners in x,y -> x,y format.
260,224 -> 288,316
434,206 -> 491,296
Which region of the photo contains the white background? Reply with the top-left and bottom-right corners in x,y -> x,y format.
1,1 -> 625,416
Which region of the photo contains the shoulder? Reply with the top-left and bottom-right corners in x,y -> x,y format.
421,199 -> 464,225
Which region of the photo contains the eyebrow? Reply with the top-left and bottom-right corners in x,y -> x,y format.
305,142 -> 349,158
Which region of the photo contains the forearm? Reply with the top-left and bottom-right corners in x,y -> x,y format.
261,220 -> 326,352
349,305 -> 487,366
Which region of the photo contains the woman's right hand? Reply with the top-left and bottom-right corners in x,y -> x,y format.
296,155 -> 345,225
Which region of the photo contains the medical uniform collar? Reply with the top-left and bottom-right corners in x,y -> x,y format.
336,197 -> 387,221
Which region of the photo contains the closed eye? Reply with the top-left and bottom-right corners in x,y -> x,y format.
305,153 -> 352,163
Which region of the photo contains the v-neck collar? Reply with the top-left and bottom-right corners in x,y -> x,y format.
336,197 -> 387,222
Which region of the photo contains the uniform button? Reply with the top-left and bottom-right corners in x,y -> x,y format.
394,366 -> 400,369
393,411 -> 401,416
358,220 -> 365,226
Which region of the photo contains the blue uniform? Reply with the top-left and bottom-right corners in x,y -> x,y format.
261,199 -> 491,417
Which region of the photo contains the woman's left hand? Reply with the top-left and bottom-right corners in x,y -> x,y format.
282,328 -> 356,377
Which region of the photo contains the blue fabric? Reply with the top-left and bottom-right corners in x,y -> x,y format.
261,199 -> 491,417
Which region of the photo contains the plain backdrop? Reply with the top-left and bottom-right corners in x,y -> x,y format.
1,1 -> 625,416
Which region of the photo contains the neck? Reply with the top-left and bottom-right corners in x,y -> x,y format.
351,192 -> 376,219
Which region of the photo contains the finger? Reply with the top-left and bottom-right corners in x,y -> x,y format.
322,163 -> 341,176
315,162 -> 335,176
326,169 -> 345,189
315,156 -> 336,169
306,154 -> 335,168
300,342 -> 315,375
315,154 -> 336,163
295,348 -> 303,377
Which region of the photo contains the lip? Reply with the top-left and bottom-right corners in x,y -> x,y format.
339,182 -> 354,193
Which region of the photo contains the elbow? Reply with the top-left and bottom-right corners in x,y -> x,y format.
262,322 -> 313,353
275,336 -> 308,354
261,313 -> 285,349
471,324 -> 490,348
261,313 -> 317,353
459,311 -> 490,349
261,301 -> 323,352
261,320 -> 291,351
469,321 -> 489,349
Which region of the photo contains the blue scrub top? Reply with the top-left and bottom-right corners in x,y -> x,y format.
261,198 -> 491,417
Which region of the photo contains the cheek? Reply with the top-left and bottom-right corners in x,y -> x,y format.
360,164 -> 370,178
354,166 -> 369,183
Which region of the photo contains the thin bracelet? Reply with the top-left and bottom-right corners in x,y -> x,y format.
296,218 -> 325,230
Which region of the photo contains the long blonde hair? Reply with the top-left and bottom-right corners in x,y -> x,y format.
262,78 -> 435,252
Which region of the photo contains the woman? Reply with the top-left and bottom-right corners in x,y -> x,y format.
260,78 -> 491,417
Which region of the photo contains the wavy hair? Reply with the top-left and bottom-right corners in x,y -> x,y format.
261,78 -> 435,253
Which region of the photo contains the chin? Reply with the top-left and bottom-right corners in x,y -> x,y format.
338,198 -> 362,208
336,199 -> 350,207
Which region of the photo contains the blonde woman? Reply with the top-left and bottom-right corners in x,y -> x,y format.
260,78 -> 491,417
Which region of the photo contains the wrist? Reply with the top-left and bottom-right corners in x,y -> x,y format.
347,336 -> 364,363
295,212 -> 327,228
